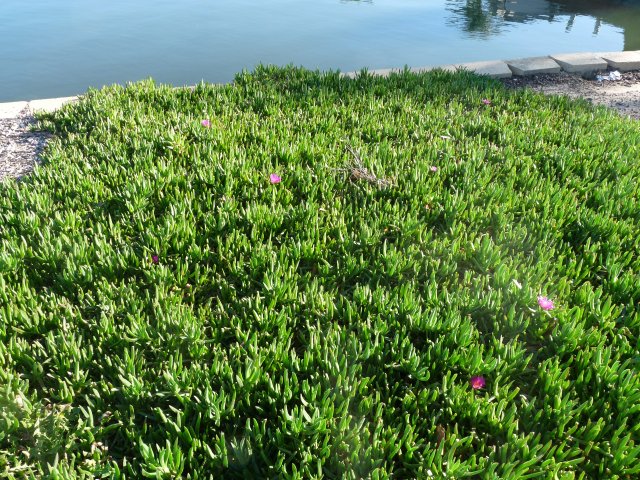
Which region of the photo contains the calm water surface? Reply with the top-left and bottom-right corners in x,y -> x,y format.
2,0 -> 640,101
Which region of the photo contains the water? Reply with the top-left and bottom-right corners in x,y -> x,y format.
1,0 -> 640,102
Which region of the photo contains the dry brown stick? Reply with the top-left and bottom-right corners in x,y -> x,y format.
342,142 -> 395,188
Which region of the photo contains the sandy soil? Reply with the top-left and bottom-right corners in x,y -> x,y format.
2,71 -> 640,182
500,70 -> 640,120
0,109 -> 51,182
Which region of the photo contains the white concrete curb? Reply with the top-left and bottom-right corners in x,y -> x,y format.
0,96 -> 78,119
1,51 -> 639,120
343,50 -> 640,80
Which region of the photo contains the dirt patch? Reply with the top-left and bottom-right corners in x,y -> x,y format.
501,70 -> 640,120
0,107 -> 51,182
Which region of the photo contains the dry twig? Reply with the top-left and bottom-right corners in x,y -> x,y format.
338,142 -> 395,188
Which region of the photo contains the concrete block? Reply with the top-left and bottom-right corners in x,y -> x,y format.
453,60 -> 513,78
370,68 -> 397,78
341,69 -> 399,79
506,56 -> 562,76
550,52 -> 607,73
408,65 -> 438,74
600,50 -> 640,72
426,64 -> 458,73
0,101 -> 28,119
28,96 -> 78,113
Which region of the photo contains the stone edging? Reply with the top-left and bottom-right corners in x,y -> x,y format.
1,51 -> 639,120
343,50 -> 640,80
0,96 -> 78,120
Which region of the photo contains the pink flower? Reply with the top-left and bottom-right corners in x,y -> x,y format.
269,173 -> 282,184
151,255 -> 159,264
537,296 -> 555,311
430,166 -> 438,172
470,376 -> 486,390
482,99 -> 492,105
201,119 -> 211,127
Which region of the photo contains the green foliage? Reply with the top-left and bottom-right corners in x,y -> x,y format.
0,66 -> 639,478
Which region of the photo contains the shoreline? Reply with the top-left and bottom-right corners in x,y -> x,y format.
2,51 -> 640,117
2,51 -> 640,182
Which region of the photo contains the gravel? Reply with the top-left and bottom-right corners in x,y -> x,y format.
0,106 -> 51,182
500,70 -> 640,120
2,71 -> 639,183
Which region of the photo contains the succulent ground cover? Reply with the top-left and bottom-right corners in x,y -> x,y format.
1,66 -> 639,478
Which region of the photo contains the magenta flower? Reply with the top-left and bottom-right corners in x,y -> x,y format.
470,376 -> 486,390
482,99 -> 492,105
269,173 -> 282,184
537,296 -> 555,311
430,166 -> 438,172
151,255 -> 159,264
201,119 -> 211,127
